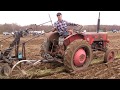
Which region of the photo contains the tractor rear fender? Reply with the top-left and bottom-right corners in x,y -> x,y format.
45,32 -> 85,50
64,34 -> 84,47
44,31 -> 59,52
45,31 -> 59,43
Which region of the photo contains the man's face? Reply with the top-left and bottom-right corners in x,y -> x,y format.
57,15 -> 62,21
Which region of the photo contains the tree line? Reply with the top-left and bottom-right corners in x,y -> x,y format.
0,23 -> 120,34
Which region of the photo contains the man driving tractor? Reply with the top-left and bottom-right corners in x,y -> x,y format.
52,12 -> 79,45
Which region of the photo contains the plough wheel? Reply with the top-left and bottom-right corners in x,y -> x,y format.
1,64 -> 11,76
9,60 -> 39,77
64,39 -> 93,72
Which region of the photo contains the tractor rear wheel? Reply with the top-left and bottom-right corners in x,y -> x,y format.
40,38 -> 50,58
64,39 -> 93,72
104,49 -> 115,63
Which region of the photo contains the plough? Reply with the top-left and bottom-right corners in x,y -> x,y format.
0,20 -> 64,77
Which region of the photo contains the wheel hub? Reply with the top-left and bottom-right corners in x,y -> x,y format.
108,52 -> 114,61
73,48 -> 86,67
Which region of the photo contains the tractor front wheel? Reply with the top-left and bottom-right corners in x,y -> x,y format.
64,39 -> 93,72
104,49 -> 115,63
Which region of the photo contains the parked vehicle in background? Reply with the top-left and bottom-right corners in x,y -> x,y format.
3,32 -> 11,35
112,29 -> 119,33
29,30 -> 45,36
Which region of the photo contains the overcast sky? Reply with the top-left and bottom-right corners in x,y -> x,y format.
0,11 -> 120,26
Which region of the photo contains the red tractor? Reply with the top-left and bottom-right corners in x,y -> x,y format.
40,12 -> 115,72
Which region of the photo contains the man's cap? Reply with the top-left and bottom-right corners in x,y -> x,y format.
57,12 -> 62,16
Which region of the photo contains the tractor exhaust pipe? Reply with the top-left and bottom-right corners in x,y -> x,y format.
97,12 -> 100,33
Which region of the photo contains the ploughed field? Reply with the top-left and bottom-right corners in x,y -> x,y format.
0,32 -> 120,79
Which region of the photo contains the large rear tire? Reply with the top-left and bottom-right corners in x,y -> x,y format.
40,37 -> 51,58
64,39 -> 93,72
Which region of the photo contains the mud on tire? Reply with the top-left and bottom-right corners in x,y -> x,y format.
40,38 -> 50,58
64,39 -> 93,72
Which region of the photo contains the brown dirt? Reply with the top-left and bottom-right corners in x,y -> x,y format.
1,32 -> 120,79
